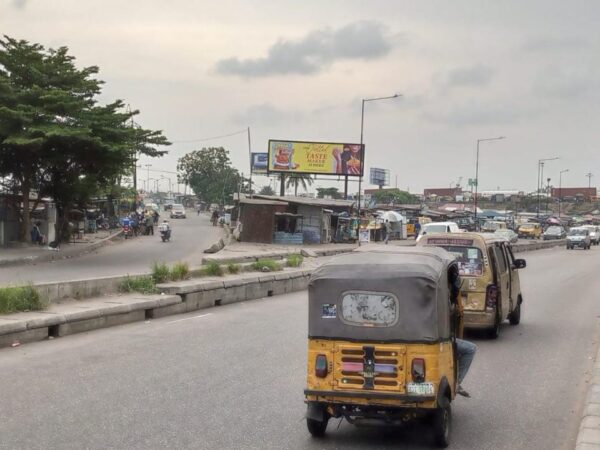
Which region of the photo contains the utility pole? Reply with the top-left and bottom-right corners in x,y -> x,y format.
247,127 -> 253,198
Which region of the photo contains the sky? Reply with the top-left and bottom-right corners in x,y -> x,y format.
2,0 -> 600,195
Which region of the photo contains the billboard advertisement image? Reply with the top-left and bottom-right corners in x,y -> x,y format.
268,140 -> 364,176
251,152 -> 268,174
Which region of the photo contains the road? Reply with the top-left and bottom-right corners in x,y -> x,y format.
0,211 -> 223,285
0,246 -> 598,449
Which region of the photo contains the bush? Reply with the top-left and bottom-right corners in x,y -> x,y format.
152,262 -> 170,284
119,276 -> 158,295
287,254 -> 304,267
171,262 -> 190,281
203,261 -> 224,276
0,285 -> 46,314
227,263 -> 241,274
251,259 -> 282,272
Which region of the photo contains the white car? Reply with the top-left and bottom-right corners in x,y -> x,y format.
170,204 -> 186,219
416,221 -> 461,242
581,225 -> 600,245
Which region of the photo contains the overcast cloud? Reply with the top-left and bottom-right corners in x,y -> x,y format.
216,21 -> 392,77
1,1 -> 600,193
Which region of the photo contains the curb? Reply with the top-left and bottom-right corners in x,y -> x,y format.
0,268 -> 312,348
0,229 -> 123,268
576,345 -> 600,449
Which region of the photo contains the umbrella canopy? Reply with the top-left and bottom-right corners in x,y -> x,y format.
380,211 -> 405,222
547,217 -> 561,225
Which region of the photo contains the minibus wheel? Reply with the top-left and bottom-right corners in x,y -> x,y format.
432,396 -> 451,448
509,298 -> 522,325
487,310 -> 500,339
307,417 -> 329,437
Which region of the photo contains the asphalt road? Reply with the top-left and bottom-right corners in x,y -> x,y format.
0,246 -> 599,449
0,211 -> 222,284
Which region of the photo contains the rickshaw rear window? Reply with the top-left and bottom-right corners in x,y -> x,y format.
341,292 -> 398,327
438,245 -> 484,277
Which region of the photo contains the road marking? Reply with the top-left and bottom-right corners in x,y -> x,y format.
166,313 -> 212,324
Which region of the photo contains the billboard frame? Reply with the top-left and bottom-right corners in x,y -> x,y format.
267,139 -> 365,177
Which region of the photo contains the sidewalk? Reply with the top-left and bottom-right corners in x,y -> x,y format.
577,344 -> 600,449
0,229 -> 122,267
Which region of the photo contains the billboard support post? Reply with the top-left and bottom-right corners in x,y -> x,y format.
279,174 -> 285,196
247,127 -> 252,198
344,175 -> 349,200
357,94 -> 401,246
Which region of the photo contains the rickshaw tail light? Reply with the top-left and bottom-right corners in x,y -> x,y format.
411,358 -> 426,383
315,354 -> 328,378
486,284 -> 498,309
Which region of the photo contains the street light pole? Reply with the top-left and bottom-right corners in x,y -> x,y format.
536,157 -> 559,217
559,169 -> 569,217
357,93 -> 401,245
474,136 -> 506,220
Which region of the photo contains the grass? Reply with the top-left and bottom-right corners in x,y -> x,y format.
287,254 -> 304,268
227,263 -> 241,274
251,259 -> 282,272
119,276 -> 158,295
0,285 -> 46,314
170,262 -> 190,281
151,262 -> 171,284
203,261 -> 224,276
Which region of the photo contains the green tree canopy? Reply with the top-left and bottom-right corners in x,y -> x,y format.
370,189 -> 419,205
177,147 -> 245,205
285,174 -> 313,196
259,185 -> 275,196
316,187 -> 343,199
0,36 -> 170,241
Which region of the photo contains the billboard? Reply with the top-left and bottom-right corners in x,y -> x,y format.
251,152 -> 268,174
370,168 -> 390,187
268,140 -> 364,176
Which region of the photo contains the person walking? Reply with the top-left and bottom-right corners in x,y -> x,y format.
384,220 -> 392,244
145,213 -> 154,235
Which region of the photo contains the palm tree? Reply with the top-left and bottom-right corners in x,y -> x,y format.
285,174 -> 314,196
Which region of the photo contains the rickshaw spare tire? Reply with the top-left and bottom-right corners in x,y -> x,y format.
432,396 -> 451,448
306,416 -> 329,437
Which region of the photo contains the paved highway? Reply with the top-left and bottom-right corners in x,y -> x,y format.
0,212 -> 222,285
0,246 -> 598,449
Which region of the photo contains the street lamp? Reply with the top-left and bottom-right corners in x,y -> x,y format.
537,157 -> 559,217
357,93 -> 401,245
474,136 -> 506,220
161,176 -> 172,195
558,169 -> 569,217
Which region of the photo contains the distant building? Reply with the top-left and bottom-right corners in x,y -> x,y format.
423,188 -> 463,199
551,187 -> 596,200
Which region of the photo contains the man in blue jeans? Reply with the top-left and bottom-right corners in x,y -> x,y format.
456,338 -> 477,398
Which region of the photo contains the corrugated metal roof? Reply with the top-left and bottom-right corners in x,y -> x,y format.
252,194 -> 354,208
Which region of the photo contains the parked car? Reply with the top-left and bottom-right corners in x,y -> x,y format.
416,221 -> 460,242
455,216 -> 477,231
517,223 -> 543,239
494,228 -> 518,243
543,226 -> 566,240
581,225 -> 600,245
482,220 -> 507,232
170,204 -> 186,219
566,227 -> 591,250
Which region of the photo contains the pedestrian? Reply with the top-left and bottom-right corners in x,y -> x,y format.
30,222 -> 45,245
415,221 -> 421,238
145,213 -> 154,235
197,205 -> 201,216
211,210 -> 219,227
153,210 -> 159,224
384,220 -> 392,244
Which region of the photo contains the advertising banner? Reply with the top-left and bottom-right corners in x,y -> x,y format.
268,140 -> 364,176
251,152 -> 268,174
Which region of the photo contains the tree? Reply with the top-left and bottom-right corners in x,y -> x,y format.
0,36 -> 170,242
371,189 -> 419,205
316,187 -> 343,199
259,185 -> 275,196
285,174 -> 314,196
177,147 -> 242,205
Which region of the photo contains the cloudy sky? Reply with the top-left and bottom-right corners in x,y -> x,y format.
2,0 -> 600,194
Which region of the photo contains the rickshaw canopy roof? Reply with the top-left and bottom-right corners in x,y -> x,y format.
308,246 -> 457,343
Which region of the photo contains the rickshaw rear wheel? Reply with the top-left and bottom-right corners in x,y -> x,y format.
306,417 -> 329,437
432,397 -> 451,448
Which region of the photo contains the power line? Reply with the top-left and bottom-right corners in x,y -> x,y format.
170,129 -> 248,144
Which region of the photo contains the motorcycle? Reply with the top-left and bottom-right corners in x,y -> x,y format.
123,223 -> 133,239
158,223 -> 171,242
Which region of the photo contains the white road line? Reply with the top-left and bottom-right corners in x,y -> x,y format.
166,313 -> 212,324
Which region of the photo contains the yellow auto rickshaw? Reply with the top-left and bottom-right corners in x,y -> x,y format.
304,246 -> 464,447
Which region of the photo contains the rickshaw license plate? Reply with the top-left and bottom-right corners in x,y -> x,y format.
407,382 -> 434,395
